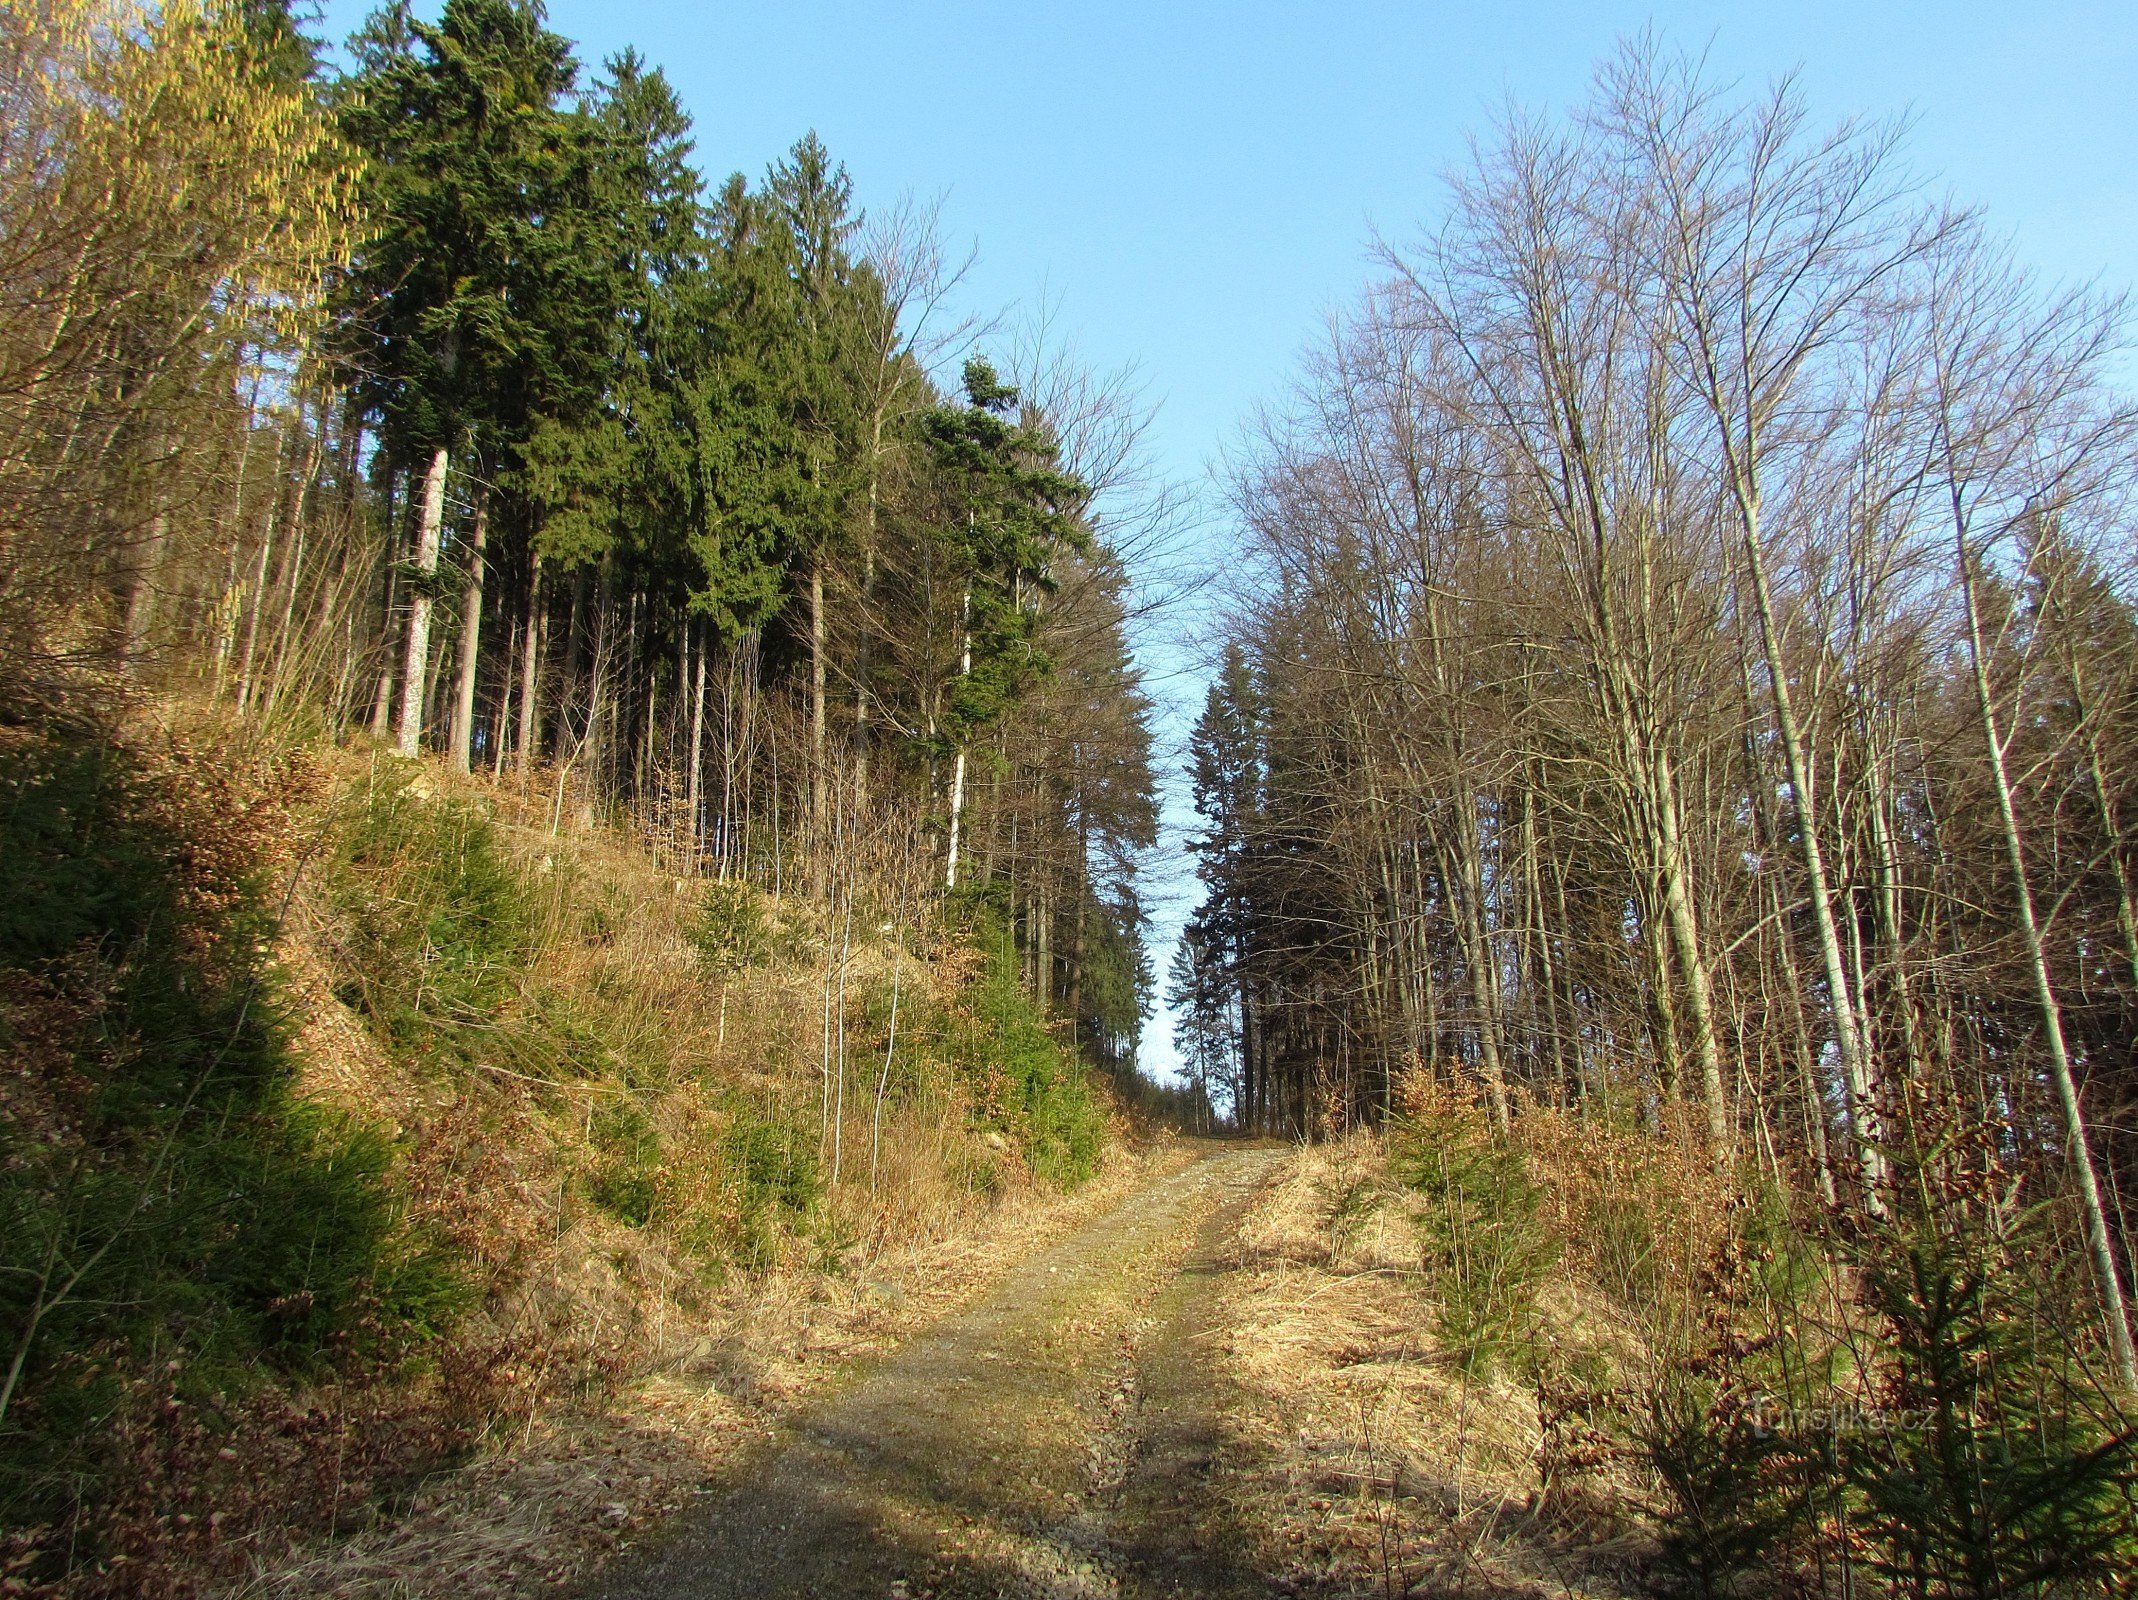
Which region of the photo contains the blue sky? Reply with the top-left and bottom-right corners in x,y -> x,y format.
318,0 -> 2138,1083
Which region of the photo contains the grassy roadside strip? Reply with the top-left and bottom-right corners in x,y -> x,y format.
241,1136 -> 1195,1600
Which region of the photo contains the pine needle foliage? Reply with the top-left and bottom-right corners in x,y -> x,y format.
1386,1076 -> 1558,1375
1837,1127 -> 2138,1598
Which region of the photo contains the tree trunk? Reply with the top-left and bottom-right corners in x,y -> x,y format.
449,486 -> 488,773
580,557 -> 615,797
639,644 -> 659,804
1732,493 -> 1881,1191
688,622 -> 707,867
856,469 -> 879,811
1067,822 -> 1088,1055
370,470 -> 402,738
1652,746 -> 1732,1151
259,410 -> 326,718
811,558 -> 827,840
1956,532 -> 2138,1391
556,564 -> 587,753
517,554 -> 544,776
945,744 -> 970,889
121,510 -> 170,669
493,618 -> 517,779
944,588 -> 973,888
1035,885 -> 1052,1010
396,444 -> 448,759
231,427 -> 286,711
122,418 -> 186,670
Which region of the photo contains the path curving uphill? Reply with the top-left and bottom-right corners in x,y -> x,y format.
582,1144 -> 1289,1600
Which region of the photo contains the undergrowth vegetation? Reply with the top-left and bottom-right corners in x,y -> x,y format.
937,904 -> 1107,1191
0,719 -> 463,1564
1229,1079 -> 2138,1599
0,714 -> 1127,1597
1614,1118 -> 2138,1600
1385,1076 -> 1556,1376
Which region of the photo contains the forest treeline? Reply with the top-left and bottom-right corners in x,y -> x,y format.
1171,45 -> 2138,1589
0,0 -> 1177,1581
2,0 -> 1162,1069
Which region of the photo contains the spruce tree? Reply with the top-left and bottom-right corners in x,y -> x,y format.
920,357 -> 1089,885
338,0 -> 603,758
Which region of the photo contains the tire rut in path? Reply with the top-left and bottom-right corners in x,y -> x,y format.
581,1145 -> 1287,1600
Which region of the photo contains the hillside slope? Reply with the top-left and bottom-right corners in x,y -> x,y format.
1,709 -> 1149,1599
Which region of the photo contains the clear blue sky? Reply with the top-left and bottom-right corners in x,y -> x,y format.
318,0 -> 2138,1084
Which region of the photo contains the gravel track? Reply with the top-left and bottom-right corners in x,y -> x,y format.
580,1144 -> 1289,1600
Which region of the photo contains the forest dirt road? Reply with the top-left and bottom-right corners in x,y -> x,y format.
582,1144 -> 1290,1600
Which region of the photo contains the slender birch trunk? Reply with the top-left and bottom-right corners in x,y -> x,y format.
688,621 -> 707,867
396,444 -> 448,759
448,486 -> 488,773
1954,519 -> 2138,1390
944,587 -> 973,889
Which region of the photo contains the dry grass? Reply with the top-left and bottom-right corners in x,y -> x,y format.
237,1138 -> 1189,1600
12,732 -> 1167,1600
1204,1136 -> 1653,1600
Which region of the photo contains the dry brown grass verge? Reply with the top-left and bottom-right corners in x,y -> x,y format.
1201,1137 -> 1653,1600
228,1136 -> 1193,1600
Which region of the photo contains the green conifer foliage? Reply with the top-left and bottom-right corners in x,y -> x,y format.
339,0 -> 604,463
920,358 -> 1091,749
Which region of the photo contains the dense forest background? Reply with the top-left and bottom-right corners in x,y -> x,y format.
2,0 -> 1166,1061
1163,45 -> 2138,1592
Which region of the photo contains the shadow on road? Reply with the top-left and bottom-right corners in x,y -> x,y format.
577,1148 -> 1289,1600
